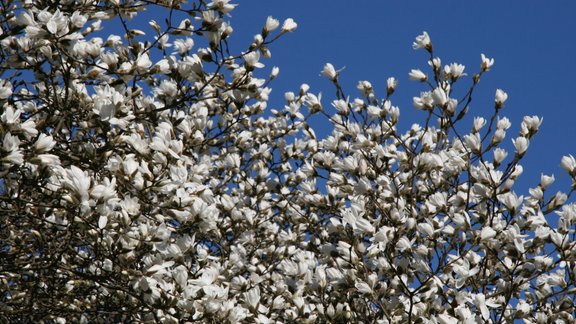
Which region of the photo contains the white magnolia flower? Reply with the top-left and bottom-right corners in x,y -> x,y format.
264,16 -> 280,33
413,91 -> 434,110
396,236 -> 413,252
386,77 -> 398,94
63,165 -> 91,206
491,129 -> 505,144
451,257 -> 479,288
548,192 -> 568,211
512,137 -> 529,156
431,87 -> 448,106
480,227 -> 497,241
495,89 -> 508,108
357,80 -> 373,97
33,154 -> 60,166
34,134 -> 56,152
472,293 -> 490,320
417,222 -> 434,237
70,11 -> 87,28
244,51 -> 264,69
270,66 -> 279,79
208,0 -> 237,15
493,148 -> 508,164
521,115 -> 543,136
281,18 -> 297,32
444,63 -> 466,80
1,105 -> 20,124
244,286 -> 261,309
135,53 -> 152,72
540,174 -> 555,189
473,117 -> 486,132
42,9 -> 68,36
499,192 -> 523,214
332,99 -> 349,115
174,38 -> 194,54
560,155 -> 576,174
409,69 -> 427,81
91,177 -> 117,202
464,133 -> 482,153
155,79 -> 178,98
304,92 -> 322,113
2,133 -> 23,165
321,63 -> 337,81
481,53 -> 495,71
0,80 -> 13,99
429,57 -> 442,71
413,31 -> 431,50
496,117 -> 511,130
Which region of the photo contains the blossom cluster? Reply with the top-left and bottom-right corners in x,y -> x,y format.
0,1 -> 574,323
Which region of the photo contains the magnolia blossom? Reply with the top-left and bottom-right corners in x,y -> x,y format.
497,116 -> 511,130
464,133 -> 482,153
481,53 -> 495,71
281,18 -> 298,32
473,117 -> 486,132
495,88 -> 508,108
444,63 -> 466,80
270,66 -> 279,79
491,129 -> 506,145
208,0 -> 237,15
357,80 -> 373,97
0,80 -> 12,99
264,16 -> 280,33
521,115 -> 543,136
2,133 -> 23,164
244,51 -> 264,69
321,63 -> 337,81
332,99 -> 349,115
540,174 -> 555,189
386,77 -> 398,95
174,38 -> 194,54
431,87 -> 448,106
413,91 -> 434,110
429,57 -> 442,71
34,134 -> 56,152
409,69 -> 427,81
413,31 -> 431,50
512,136 -> 529,156
561,154 -> 576,174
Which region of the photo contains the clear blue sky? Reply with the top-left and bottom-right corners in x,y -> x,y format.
226,1 -> 576,194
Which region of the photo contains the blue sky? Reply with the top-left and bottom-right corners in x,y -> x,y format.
226,0 -> 576,194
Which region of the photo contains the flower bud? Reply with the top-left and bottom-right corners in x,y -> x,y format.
386,77 -> 398,96
270,66 -> 279,79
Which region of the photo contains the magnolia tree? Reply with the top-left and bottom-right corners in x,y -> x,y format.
1,0 -> 575,323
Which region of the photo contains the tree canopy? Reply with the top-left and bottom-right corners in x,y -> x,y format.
0,0 -> 575,322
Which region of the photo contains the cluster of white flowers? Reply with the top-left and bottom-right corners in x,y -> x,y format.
0,1 -> 574,323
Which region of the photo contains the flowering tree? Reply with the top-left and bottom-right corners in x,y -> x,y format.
1,0 -> 575,322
